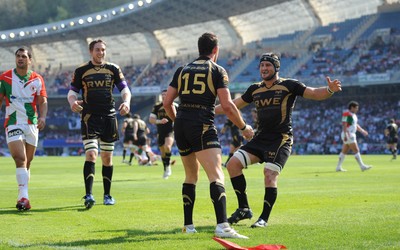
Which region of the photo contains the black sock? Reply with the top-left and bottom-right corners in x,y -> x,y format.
129,153 -> 134,163
102,165 -> 113,195
210,181 -> 227,224
122,149 -> 126,160
146,152 -> 151,163
182,183 -> 196,226
165,152 -> 171,166
230,174 -> 249,208
260,187 -> 277,222
162,157 -> 168,170
83,161 -> 95,195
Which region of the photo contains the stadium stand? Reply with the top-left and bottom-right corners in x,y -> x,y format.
1,0 -> 399,156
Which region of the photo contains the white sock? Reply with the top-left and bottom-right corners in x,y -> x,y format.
141,151 -> 147,160
16,167 -> 29,200
217,222 -> 230,229
336,152 -> 345,169
354,152 -> 364,167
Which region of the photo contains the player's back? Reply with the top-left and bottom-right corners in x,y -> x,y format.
173,56 -> 227,124
135,118 -> 147,137
124,117 -> 134,136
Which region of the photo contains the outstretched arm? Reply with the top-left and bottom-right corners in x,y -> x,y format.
217,88 -> 253,140
303,76 -> 342,100
215,96 -> 248,115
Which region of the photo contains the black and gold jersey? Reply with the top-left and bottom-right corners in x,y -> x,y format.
170,56 -> 229,124
124,117 -> 135,137
134,118 -> 147,138
151,101 -> 178,133
71,61 -> 126,116
387,122 -> 399,139
241,78 -> 306,135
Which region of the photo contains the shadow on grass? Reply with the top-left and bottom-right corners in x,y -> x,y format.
111,178 -> 149,183
301,171 -> 340,175
6,225 -> 216,248
0,205 -> 84,215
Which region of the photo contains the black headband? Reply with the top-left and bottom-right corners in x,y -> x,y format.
259,54 -> 280,70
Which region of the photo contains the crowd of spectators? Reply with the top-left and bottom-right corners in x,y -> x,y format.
38,32 -> 400,97
1,19 -> 400,156
135,58 -> 181,88
0,93 -> 398,156
292,35 -> 400,85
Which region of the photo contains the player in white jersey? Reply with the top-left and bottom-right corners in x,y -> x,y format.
0,47 -> 48,211
336,101 -> 371,172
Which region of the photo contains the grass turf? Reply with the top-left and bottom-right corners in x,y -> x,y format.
0,154 -> 399,249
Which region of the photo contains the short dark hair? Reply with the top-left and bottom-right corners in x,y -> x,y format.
15,47 -> 32,59
389,118 -> 395,123
89,39 -> 106,51
198,32 -> 218,56
348,101 -> 359,110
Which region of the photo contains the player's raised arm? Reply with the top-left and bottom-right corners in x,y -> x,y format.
303,76 -> 342,100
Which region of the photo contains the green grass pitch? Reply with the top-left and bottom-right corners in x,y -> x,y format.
0,154 -> 399,249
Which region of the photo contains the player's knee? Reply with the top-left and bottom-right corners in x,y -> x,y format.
84,139 -> 98,153
232,149 -> 250,169
264,163 -> 281,173
101,155 -> 112,166
100,141 -> 114,152
85,149 -> 97,161
264,166 -> 279,186
12,155 -> 26,167
264,164 -> 280,182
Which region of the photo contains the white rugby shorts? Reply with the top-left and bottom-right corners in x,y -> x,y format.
5,124 -> 39,146
341,131 -> 357,145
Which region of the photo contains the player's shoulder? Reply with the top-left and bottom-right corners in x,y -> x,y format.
105,61 -> 121,70
283,77 -> 298,82
174,65 -> 185,74
30,70 -> 44,78
342,110 -> 352,116
279,77 -> 304,86
124,117 -> 133,122
249,81 -> 264,89
0,69 -> 12,79
75,61 -> 91,71
212,60 -> 226,71
1,69 -> 12,75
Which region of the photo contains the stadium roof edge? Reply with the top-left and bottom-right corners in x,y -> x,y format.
0,0 -> 288,46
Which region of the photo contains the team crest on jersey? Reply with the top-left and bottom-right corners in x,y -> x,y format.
30,85 -> 37,92
105,74 -> 112,81
223,75 -> 229,85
